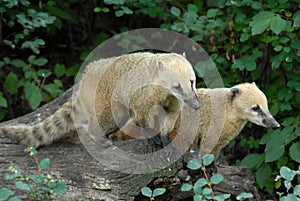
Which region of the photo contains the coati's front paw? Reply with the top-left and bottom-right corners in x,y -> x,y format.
160,134 -> 172,147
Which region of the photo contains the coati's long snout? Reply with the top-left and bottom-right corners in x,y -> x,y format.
262,115 -> 280,129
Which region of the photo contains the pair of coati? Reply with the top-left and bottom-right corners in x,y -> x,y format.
0,52 -> 280,158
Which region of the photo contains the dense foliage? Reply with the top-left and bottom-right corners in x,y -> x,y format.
1,0 -> 299,198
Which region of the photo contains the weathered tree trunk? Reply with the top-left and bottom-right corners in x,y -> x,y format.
0,89 -> 260,201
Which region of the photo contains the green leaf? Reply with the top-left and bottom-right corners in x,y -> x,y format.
24,82 -> 42,110
202,187 -> 212,196
3,57 -> 11,64
21,39 -> 45,54
290,142 -> 300,163
28,56 -> 47,66
115,10 -> 124,17
193,184 -> 202,195
5,72 -> 19,95
29,174 -> 44,183
15,181 -> 31,192
236,192 -> 253,200
187,4 -> 198,13
280,166 -> 297,181
265,133 -> 285,162
207,9 -> 219,18
66,66 -> 79,77
0,96 -> 7,108
181,183 -> 192,191
255,163 -> 272,188
53,182 -> 66,194
40,158 -> 50,170
282,117 -> 296,126
241,153 -> 264,170
215,194 -> 231,201
274,45 -> 283,51
193,195 -> 202,201
294,185 -> 300,196
8,197 -> 22,201
250,11 -> 274,35
170,7 -> 181,17
0,61 -> 4,68
11,59 -> 26,68
141,187 -> 152,197
54,64 -> 66,77
210,173 -> 224,185
270,15 -> 287,35
5,173 -> 22,180
194,178 -> 207,188
152,188 -> 166,197
0,188 -> 14,201
293,11 -> 300,27
232,55 -> 257,71
44,83 -> 63,98
202,154 -> 214,166
187,158 -> 202,170
281,194 -> 298,201
240,33 -> 250,42
37,69 -> 51,77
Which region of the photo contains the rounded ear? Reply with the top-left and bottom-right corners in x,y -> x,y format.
182,52 -> 186,58
230,87 -> 242,98
252,82 -> 256,86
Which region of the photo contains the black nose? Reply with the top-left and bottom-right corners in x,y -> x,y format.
272,122 -> 280,129
194,100 -> 202,110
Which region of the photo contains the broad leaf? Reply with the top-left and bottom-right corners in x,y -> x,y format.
289,142 -> 300,163
202,154 -> 214,166
5,72 -> 18,95
141,187 -> 152,197
187,158 -> 202,170
181,183 -> 192,191
152,188 -> 166,197
255,163 -> 272,188
250,11 -> 274,35
280,166 -> 297,181
40,158 -> 50,170
270,15 -> 287,35
210,174 -> 224,185
241,153 -> 264,170
0,188 -> 14,201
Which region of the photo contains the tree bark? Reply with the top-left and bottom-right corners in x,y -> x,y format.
0,89 -> 260,201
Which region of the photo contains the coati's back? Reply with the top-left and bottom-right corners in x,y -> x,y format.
0,52 -> 201,147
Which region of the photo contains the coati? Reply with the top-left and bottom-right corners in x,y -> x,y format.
0,52 -> 201,147
110,83 -> 280,157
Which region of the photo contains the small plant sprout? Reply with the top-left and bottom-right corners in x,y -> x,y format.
181,154 -> 253,201
141,186 -> 166,200
0,148 -> 66,201
273,165 -> 300,200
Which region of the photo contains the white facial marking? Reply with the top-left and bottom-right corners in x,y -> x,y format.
190,77 -> 196,89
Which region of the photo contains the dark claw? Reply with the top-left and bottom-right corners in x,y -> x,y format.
160,134 -> 172,147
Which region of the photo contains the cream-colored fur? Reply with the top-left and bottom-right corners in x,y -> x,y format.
112,83 -> 280,157
0,52 -> 201,147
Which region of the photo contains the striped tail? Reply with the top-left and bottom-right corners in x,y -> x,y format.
0,99 -> 75,148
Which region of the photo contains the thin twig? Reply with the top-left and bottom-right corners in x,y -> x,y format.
202,166 -> 216,201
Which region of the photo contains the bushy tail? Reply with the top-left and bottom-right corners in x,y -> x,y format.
0,99 -> 75,148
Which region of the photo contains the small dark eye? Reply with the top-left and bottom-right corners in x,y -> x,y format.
190,80 -> 194,88
190,78 -> 195,88
252,105 -> 260,111
173,83 -> 182,91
